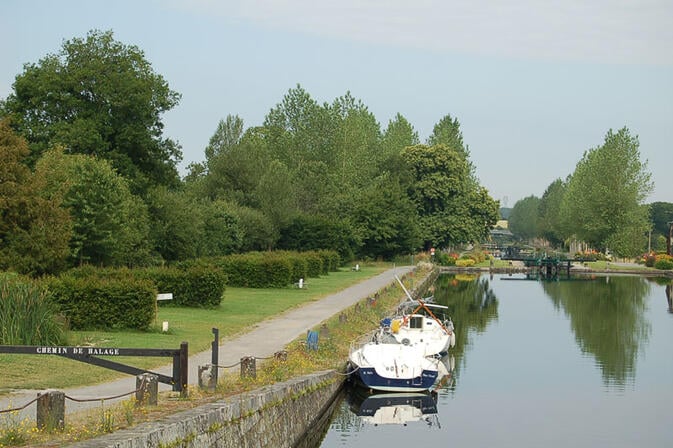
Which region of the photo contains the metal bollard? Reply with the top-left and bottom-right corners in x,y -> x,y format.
36,390 -> 65,431
136,373 -> 158,406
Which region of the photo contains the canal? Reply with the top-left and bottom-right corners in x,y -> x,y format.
317,272 -> 673,447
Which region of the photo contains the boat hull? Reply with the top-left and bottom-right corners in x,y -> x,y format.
354,366 -> 438,392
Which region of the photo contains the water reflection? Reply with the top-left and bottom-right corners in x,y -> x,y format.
347,385 -> 440,428
540,276 -> 651,389
432,273 -> 499,364
667,283 -> 672,313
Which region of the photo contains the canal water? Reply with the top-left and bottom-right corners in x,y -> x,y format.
318,272 -> 673,447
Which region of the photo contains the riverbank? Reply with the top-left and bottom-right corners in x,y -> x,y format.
1,265 -> 431,447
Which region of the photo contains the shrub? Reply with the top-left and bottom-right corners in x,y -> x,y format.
0,274 -> 68,345
142,266 -> 227,308
47,275 -> 155,330
654,254 -> 673,270
455,258 -> 476,268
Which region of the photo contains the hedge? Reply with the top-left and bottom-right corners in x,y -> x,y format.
47,275 -> 155,331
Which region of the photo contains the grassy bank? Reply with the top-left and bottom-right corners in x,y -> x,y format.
1,264 -> 428,447
0,263 -> 392,393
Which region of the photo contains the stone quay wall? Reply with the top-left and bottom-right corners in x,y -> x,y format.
68,370 -> 344,448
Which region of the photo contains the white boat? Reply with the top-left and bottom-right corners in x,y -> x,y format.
348,341 -> 441,392
379,276 -> 456,357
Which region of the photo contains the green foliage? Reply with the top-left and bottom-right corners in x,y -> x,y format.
143,266 -> 227,308
35,148 -> 153,267
0,274 -> 68,345
145,188 -> 243,262
427,114 -> 469,159
402,143 -> 498,249
4,29 -> 182,191
304,251 -> 324,278
654,255 -> 673,270
537,179 -> 567,246
351,178 -> 420,260
509,195 -> 541,240
0,119 -> 72,275
278,214 -> 357,262
560,127 -> 652,257
213,253 -> 292,288
47,275 -> 155,330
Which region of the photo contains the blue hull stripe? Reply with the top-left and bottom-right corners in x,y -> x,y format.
356,367 -> 437,391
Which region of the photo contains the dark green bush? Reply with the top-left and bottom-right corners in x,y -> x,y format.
47,275 -> 155,330
654,258 -> 673,270
304,252 -> 324,278
142,266 -> 226,308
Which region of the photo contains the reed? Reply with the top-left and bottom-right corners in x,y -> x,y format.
0,275 -> 67,346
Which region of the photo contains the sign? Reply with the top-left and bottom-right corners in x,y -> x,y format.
156,293 -> 173,301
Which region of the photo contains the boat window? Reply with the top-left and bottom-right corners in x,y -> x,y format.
410,316 -> 423,329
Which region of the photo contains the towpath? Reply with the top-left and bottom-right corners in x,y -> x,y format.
0,266 -> 414,421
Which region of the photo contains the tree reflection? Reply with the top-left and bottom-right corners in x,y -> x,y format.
433,274 -> 499,377
541,276 -> 651,389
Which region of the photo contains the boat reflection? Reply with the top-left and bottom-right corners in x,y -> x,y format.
347,387 -> 440,427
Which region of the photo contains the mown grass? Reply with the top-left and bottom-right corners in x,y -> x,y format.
0,263 -> 390,393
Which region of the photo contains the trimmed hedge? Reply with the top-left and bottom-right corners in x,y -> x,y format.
177,250 -> 341,288
47,275 -> 156,331
142,266 -> 227,308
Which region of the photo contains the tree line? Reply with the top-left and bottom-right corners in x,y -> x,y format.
507,128 -> 671,258
0,29 -> 499,276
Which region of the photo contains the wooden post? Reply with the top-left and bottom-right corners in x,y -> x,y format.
36,390 -> 65,431
211,328 -> 219,386
179,342 -> 189,397
240,356 -> 256,379
136,373 -> 158,406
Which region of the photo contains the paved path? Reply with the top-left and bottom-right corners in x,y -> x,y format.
0,266 -> 414,421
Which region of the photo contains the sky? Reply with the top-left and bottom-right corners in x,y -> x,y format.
2,0 -> 672,206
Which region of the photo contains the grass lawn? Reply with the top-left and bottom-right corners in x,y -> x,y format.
0,263 -> 391,393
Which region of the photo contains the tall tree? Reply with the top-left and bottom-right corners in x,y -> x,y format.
538,178 -> 568,247
35,148 -> 152,266
0,119 -> 71,275
402,144 -> 498,249
3,29 -> 182,192
509,195 -> 541,240
560,127 -> 652,257
382,113 -> 420,154
205,114 -> 245,167
427,114 -> 470,159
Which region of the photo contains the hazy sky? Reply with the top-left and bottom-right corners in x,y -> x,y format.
2,0 -> 671,206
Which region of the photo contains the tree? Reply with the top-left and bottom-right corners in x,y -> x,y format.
508,195 -> 541,240
649,202 -> 673,251
351,177 -> 420,259
145,186 -> 203,262
3,29 -> 182,192
382,113 -> 419,154
205,115 -> 245,167
402,144 -> 498,249
560,127 -> 652,257
538,178 -> 567,247
35,148 -> 153,266
0,119 -> 71,275
427,114 -> 470,159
